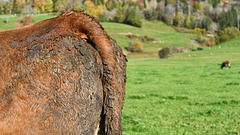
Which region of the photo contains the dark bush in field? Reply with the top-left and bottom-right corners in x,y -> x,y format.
158,47 -> 170,59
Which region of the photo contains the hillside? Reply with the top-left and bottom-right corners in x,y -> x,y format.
172,37 -> 240,59
0,14 -> 239,60
0,15 -> 197,59
102,20 -> 197,59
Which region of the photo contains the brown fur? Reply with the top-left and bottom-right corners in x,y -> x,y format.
221,60 -> 230,69
0,10 -> 126,134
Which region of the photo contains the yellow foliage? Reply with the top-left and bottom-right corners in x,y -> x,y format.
167,0 -> 176,5
84,1 -> 104,20
194,27 -> 206,35
84,0 -> 95,8
132,41 -> 143,52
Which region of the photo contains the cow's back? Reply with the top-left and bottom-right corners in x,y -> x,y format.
0,21 -> 103,134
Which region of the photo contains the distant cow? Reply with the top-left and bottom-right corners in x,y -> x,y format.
221,60 -> 231,69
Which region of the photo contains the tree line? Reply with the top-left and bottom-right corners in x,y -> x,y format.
0,0 -> 239,32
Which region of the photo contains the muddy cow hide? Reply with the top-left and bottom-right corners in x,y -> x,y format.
0,10 -> 126,134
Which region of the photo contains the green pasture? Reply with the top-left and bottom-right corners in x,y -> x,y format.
172,37 -> 240,59
123,50 -> 240,134
0,14 -> 57,31
102,21 -> 197,58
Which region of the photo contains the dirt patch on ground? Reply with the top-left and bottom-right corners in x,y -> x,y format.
119,32 -> 164,43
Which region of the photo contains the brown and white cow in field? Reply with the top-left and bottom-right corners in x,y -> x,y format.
221,60 -> 231,69
0,10 -> 126,135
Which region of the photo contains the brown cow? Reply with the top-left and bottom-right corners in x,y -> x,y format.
221,60 -> 231,69
0,10 -> 126,134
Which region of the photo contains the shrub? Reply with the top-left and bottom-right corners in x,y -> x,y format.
23,16 -> 33,26
158,47 -> 170,59
133,41 -> 143,52
16,16 -> 22,28
215,27 -> 240,44
171,46 -> 184,54
194,27 -> 206,35
128,41 -> 143,52
196,34 -> 216,47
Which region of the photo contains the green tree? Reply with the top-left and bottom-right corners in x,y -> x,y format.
185,15 -> 193,28
125,7 -> 142,27
218,9 -> 237,30
115,4 -> 127,23
173,12 -> 185,27
201,16 -> 212,30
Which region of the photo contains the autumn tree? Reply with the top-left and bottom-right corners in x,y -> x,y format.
84,0 -> 104,20
55,0 -> 82,11
164,4 -> 175,25
0,0 -> 4,14
44,0 -> 53,12
3,0 -> 11,14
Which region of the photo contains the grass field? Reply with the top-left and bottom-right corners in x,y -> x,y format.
123,37 -> 240,134
0,14 -> 57,31
0,14 -> 240,134
102,21 -> 197,58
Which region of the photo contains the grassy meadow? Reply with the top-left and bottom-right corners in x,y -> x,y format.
102,21 -> 197,58
0,14 -> 57,31
123,50 -> 240,134
0,14 -> 240,134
